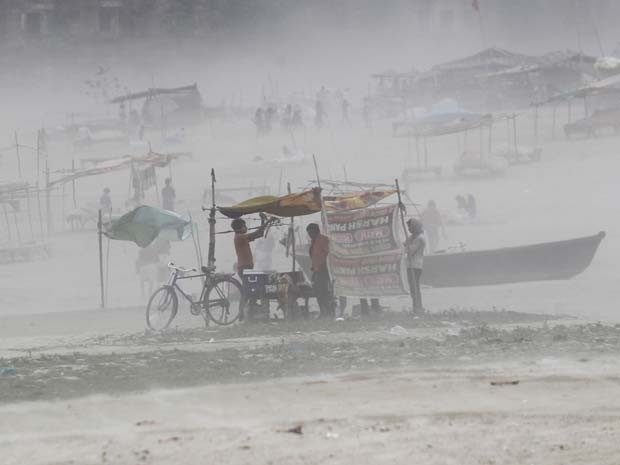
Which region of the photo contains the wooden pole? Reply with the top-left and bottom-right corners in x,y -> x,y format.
207,168 -> 217,269
98,209 -> 105,308
395,178 -> 409,241
2,204 -> 12,242
14,131 -> 22,179
45,161 -> 52,234
36,129 -> 41,185
534,105 -> 539,146
512,114 -> 518,151
71,159 -> 77,208
287,182 -> 296,272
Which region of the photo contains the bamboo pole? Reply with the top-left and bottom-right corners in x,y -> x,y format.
207,168 -> 217,269
395,178 -> 409,241
14,131 -> 21,179
98,209 -> 105,308
71,159 -> 77,208
287,182 -> 296,273
45,161 -> 52,234
2,203 -> 11,242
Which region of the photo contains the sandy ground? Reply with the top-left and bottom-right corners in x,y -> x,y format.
2,310 -> 620,464
1,61 -> 620,465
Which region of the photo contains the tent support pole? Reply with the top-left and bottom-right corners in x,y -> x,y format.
287,182 -> 296,273
207,169 -> 217,269
98,209 -> 105,308
45,162 -> 52,234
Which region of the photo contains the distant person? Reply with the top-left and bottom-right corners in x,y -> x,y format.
265,106 -> 276,133
136,238 -> 170,297
292,105 -> 303,128
362,98 -> 371,129
421,200 -> 446,253
315,99 -> 325,129
100,187 -> 112,212
456,195 -> 467,212
282,104 -> 293,130
404,218 -> 426,314
161,177 -> 176,212
466,194 -> 477,219
254,108 -> 265,136
341,98 -> 350,123
307,223 -> 333,318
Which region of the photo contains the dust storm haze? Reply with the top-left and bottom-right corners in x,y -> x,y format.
2,1 -> 620,464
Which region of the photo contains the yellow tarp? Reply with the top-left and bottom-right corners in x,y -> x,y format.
323,190 -> 396,211
218,188 -> 322,218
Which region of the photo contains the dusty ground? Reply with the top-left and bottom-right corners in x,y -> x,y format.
2,309 -> 620,464
1,57 -> 619,465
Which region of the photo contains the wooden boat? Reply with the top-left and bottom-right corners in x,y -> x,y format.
422,232 -> 605,288
293,232 -> 605,289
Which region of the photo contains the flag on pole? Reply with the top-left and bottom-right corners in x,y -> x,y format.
472,0 -> 480,12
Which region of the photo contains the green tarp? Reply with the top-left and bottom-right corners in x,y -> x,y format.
104,205 -> 191,248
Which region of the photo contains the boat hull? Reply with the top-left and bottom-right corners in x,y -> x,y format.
422,232 -> 605,288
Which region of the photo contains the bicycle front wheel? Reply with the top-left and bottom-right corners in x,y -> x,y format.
146,286 -> 178,331
204,276 -> 244,325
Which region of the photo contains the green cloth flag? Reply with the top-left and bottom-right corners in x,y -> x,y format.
104,205 -> 191,248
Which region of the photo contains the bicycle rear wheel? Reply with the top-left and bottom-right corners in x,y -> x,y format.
146,286 -> 178,331
204,276 -> 244,325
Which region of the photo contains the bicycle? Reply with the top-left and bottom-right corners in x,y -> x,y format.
146,262 -> 244,331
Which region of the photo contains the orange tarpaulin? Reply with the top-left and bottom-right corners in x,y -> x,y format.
323,190 -> 396,211
218,188 -> 322,218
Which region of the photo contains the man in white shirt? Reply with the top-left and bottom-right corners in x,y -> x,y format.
404,218 -> 426,314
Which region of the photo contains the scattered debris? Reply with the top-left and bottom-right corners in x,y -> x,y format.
389,325 -> 408,336
158,436 -> 181,443
325,431 -> 340,439
0,367 -> 16,376
279,424 -> 303,435
135,420 -> 156,426
490,380 -> 520,386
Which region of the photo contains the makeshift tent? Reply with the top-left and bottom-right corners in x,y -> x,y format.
323,190 -> 396,211
104,205 -> 191,248
218,188 -> 322,219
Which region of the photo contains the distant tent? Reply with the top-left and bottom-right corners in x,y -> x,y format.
104,205 -> 191,248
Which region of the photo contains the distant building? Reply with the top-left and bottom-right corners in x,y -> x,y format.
0,0 -> 148,41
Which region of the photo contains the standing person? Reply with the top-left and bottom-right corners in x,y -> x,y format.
362,97 -> 371,129
404,218 -> 426,314
421,200 -> 446,253
315,99 -> 325,129
341,98 -> 350,123
161,177 -> 176,212
100,187 -> 112,212
254,108 -> 264,136
292,105 -> 303,129
466,194 -> 477,219
232,217 -> 266,275
265,106 -> 276,133
306,223 -> 333,318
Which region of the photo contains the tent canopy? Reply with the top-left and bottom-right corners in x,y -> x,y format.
218,188 -> 322,219
104,205 -> 191,248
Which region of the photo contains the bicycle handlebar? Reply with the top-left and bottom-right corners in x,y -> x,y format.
167,262 -> 197,273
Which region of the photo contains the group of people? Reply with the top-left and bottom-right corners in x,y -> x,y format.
456,194 -> 477,220
230,213 -> 427,320
254,104 -> 305,135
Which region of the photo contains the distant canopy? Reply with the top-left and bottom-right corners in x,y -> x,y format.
104,206 -> 191,248
218,188 -> 322,219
